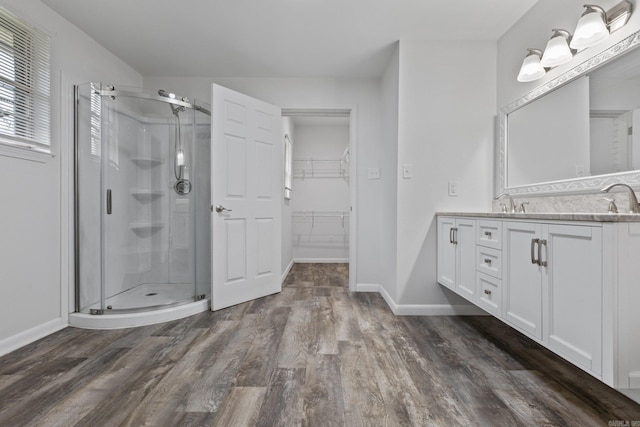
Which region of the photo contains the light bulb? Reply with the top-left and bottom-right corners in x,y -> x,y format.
540,30 -> 573,68
517,49 -> 545,82
571,6 -> 609,49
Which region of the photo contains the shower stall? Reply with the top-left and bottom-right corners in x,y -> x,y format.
72,83 -> 211,329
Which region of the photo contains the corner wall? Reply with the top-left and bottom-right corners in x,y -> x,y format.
281,116 -> 294,279
394,40 -> 496,309
0,0 -> 142,356
379,43 -> 399,301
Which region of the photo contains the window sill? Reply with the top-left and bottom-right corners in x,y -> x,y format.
0,142 -> 54,163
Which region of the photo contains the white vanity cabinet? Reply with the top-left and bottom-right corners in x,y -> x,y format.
437,217 -> 476,299
436,213 -> 640,400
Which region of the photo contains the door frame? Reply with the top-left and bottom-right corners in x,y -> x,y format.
281,106 -> 357,292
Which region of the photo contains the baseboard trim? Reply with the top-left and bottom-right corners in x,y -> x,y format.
293,258 -> 349,264
355,283 -> 380,292
0,318 -> 67,357
363,283 -> 487,316
281,259 -> 294,284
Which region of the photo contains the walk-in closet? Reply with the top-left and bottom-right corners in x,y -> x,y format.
284,115 -> 350,264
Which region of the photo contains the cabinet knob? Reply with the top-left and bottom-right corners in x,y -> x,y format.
484,289 -> 492,295
484,231 -> 492,238
484,258 -> 492,265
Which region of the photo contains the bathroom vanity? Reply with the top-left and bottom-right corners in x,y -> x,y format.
437,212 -> 640,402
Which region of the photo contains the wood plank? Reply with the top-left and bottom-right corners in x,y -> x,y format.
277,306 -> 316,369
212,387 -> 266,426
302,354 -> 346,426
338,341 -> 388,427
315,296 -> 338,355
255,368 -> 305,427
184,316 -> 257,412
330,287 -> 362,342
234,307 -> 290,387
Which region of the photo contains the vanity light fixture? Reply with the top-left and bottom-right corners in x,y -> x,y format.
540,29 -> 574,67
517,48 -> 546,82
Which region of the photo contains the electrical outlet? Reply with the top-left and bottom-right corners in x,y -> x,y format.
368,168 -> 380,179
448,181 -> 459,197
402,164 -> 413,179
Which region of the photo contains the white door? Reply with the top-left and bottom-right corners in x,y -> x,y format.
503,221 -> 543,339
544,224 -> 602,375
455,219 -> 476,300
211,84 -> 282,310
437,216 -> 456,290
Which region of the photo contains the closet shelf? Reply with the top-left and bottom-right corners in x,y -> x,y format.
130,157 -> 163,168
293,210 -> 350,219
293,159 -> 348,181
130,188 -> 165,203
293,211 -> 349,228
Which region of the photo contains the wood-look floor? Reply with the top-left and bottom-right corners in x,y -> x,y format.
1,263 -> 639,426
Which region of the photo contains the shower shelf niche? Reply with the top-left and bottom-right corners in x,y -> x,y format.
130,156 -> 163,168
129,222 -> 165,237
130,188 -> 165,203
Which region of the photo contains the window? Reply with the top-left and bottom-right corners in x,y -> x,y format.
0,6 -> 50,154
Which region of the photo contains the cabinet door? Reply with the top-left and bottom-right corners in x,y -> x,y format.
437,217 -> 456,290
545,224 -> 602,376
503,221 -> 543,339
456,219 -> 476,299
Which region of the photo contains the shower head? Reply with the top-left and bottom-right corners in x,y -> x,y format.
158,89 -> 185,116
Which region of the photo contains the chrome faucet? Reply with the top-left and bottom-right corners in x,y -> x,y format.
601,183 -> 640,213
495,192 -> 516,213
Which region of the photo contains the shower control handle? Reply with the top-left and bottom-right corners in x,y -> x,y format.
214,205 -> 232,213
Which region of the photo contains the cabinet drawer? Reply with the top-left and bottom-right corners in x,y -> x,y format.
477,220 -> 502,249
477,272 -> 501,317
477,246 -> 502,279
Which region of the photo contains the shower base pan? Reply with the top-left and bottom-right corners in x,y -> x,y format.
69,283 -> 209,330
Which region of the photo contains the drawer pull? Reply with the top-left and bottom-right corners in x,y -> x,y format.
484,231 -> 492,238
484,289 -> 492,295
484,258 -> 492,265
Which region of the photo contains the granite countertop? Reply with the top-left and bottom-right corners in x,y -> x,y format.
436,211 -> 640,222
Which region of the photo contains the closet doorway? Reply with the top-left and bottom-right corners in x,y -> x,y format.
282,109 -> 356,290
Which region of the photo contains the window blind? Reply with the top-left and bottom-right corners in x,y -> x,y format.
0,6 -> 50,152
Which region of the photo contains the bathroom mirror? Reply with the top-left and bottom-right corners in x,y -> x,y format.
498,28 -> 640,195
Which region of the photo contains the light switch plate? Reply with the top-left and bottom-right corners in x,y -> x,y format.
448,181 -> 459,197
368,168 -> 380,179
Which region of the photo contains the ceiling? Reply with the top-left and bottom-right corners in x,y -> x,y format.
42,0 -> 538,78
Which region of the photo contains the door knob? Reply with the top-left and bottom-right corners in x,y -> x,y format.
214,205 -> 232,213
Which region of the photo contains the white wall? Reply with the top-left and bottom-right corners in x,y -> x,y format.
379,43 -> 399,300
0,0 -> 142,355
395,40 -> 496,306
281,116 -> 294,277
144,76 -> 383,287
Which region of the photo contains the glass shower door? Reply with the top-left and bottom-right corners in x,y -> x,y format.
99,90 -> 194,312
